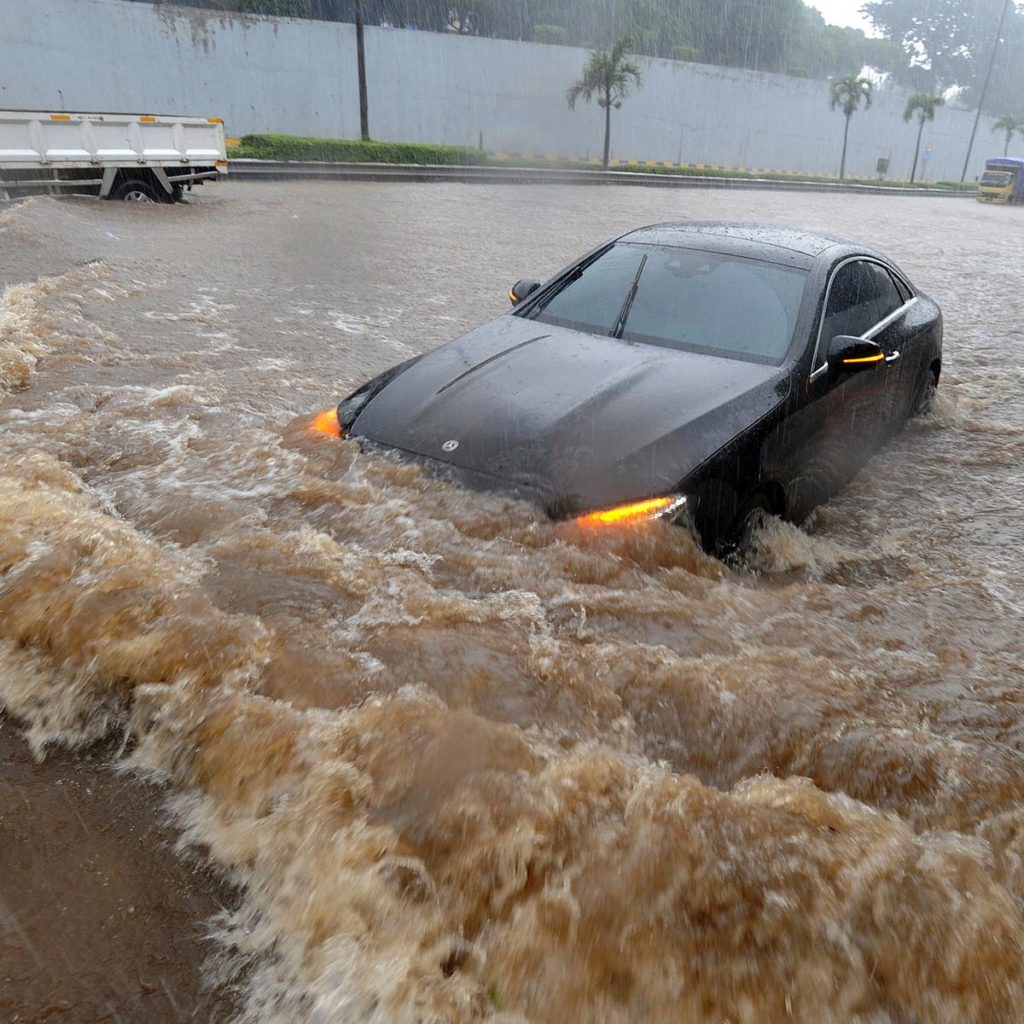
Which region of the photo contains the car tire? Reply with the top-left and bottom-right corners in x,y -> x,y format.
911,369 -> 939,417
718,490 -> 773,561
110,178 -> 167,203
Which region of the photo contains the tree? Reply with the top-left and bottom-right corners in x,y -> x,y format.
864,0 -> 976,90
992,114 -> 1024,156
535,25 -> 568,45
566,38 -> 643,169
863,0 -> 1024,113
132,0 -> 911,84
903,93 -> 944,183
829,72 -> 873,179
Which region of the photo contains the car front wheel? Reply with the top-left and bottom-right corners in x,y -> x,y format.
911,367 -> 940,417
734,492 -> 773,553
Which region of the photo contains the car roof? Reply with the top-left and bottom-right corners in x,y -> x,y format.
617,221 -> 877,270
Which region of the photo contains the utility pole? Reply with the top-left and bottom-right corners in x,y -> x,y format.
961,0 -> 1012,182
355,0 -> 370,141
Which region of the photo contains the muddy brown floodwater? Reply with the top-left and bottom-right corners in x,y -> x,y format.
1,181 -> 1024,1023
0,725 -> 240,1023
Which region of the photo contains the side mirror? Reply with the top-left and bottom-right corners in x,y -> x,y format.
509,278 -> 541,305
827,335 -> 885,374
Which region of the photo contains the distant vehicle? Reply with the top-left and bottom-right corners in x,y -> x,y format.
977,157 -> 1024,205
0,109 -> 227,202
321,223 -> 943,556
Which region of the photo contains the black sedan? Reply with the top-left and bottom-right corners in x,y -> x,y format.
322,222 -> 942,556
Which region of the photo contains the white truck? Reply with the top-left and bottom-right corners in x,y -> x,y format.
0,109 -> 227,202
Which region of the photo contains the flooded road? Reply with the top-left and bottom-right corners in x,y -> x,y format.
2,181 -> 1024,1023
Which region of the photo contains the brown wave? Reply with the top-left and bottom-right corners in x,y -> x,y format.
2,445 -> 1024,1023
4,191 -> 1024,1023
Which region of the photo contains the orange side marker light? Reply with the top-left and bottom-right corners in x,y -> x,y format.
842,352 -> 885,365
309,408 -> 341,438
576,496 -> 676,527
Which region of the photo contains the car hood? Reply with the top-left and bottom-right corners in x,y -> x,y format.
352,315 -> 789,515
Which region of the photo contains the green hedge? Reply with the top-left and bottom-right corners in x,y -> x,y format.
234,134 -> 485,164
534,24 -> 568,44
230,134 -> 976,191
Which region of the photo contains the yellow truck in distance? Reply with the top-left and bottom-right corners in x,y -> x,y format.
977,157 -> 1024,205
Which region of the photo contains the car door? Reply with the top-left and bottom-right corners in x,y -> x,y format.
857,261 -> 913,428
875,265 -> 934,423
781,258 -> 903,517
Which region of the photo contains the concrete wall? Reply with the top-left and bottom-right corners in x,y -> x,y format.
0,0 -> 1004,181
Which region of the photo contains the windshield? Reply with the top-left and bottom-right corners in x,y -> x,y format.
525,243 -> 807,363
982,170 -> 1013,186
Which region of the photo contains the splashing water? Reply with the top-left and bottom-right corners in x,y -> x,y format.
2,184 -> 1024,1023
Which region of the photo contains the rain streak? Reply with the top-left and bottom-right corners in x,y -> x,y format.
3,182 -> 1024,1022
4,1 -> 1024,1022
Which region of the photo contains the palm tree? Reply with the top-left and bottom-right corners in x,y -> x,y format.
829,72 -> 873,180
566,39 -> 643,169
903,93 -> 944,183
992,115 -> 1024,157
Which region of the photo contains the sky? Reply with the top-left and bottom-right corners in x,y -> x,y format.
804,0 -> 878,35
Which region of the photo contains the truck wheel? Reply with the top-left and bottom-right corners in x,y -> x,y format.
110,178 -> 165,203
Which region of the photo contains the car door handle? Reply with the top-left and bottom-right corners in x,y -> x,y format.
885,350 -> 901,363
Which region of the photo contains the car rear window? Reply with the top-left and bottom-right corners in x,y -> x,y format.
526,243 -> 807,363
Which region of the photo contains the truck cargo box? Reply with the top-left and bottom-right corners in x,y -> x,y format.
0,109 -> 227,201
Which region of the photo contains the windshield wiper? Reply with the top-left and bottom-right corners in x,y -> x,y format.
612,254 -> 647,339
526,265 -> 584,320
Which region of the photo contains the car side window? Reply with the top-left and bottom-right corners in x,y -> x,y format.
817,262 -> 877,367
816,260 -> 904,369
888,268 -> 913,303
864,262 -> 903,322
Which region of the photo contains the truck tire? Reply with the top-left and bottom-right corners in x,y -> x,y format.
110,177 -> 165,203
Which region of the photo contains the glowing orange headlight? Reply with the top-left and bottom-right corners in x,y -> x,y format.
309,408 -> 342,439
575,496 -> 682,527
